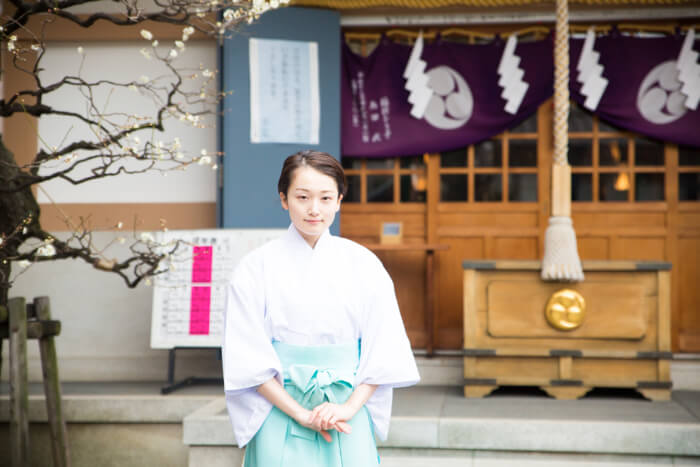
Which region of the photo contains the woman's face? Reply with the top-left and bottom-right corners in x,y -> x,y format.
280,166 -> 342,248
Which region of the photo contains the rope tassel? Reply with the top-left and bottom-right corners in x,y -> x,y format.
542,0 -> 584,282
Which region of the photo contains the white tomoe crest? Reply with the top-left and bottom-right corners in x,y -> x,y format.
638,61 -> 687,125
576,28 -> 608,111
497,34 -> 529,115
676,28 -> 700,111
402,31 -> 473,130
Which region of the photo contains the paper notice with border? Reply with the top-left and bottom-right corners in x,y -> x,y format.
249,38 -> 320,144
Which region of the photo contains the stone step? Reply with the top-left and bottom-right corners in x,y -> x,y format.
378,449 -> 700,467
2,382 -> 699,466
188,446 -> 699,467
183,385 -> 700,465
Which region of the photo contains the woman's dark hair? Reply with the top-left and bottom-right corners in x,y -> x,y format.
278,150 -> 347,198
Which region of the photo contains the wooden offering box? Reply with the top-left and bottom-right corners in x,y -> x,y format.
462,260 -> 672,400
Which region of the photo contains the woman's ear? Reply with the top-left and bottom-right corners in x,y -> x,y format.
280,192 -> 289,210
335,193 -> 343,211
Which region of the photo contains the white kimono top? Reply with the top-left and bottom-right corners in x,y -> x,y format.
222,224 -> 420,447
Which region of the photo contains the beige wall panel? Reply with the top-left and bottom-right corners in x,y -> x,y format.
577,236 -> 609,259
678,236 -> 700,352
613,237 -> 666,261
39,202 -> 216,231
490,237 -> 538,259
3,48 -> 39,168
435,237 -> 485,350
438,212 -> 538,228
573,211 -> 666,229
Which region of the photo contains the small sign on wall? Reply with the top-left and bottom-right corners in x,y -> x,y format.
249,38 -> 320,144
380,221 -> 403,245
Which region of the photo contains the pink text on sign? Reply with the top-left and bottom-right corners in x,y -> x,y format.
192,246 -> 213,283
189,286 -> 211,335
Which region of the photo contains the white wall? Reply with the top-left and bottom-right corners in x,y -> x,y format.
36,41 -> 217,204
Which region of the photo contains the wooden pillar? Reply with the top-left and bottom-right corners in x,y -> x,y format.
35,297 -> 71,467
9,297 -> 29,467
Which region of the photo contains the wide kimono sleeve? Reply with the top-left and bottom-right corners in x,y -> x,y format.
222,252 -> 282,447
354,254 -> 420,441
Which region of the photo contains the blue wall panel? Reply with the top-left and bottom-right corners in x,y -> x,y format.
220,7 -> 341,229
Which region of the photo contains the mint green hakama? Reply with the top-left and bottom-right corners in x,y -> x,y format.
243,341 -> 380,467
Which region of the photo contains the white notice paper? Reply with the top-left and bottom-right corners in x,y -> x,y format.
150,228 -> 286,349
249,38 -> 320,144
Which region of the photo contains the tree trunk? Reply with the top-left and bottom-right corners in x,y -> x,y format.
0,134 -> 42,308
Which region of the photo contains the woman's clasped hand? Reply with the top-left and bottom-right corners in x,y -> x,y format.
297,402 -> 355,442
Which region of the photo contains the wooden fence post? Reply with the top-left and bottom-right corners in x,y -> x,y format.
9,297 -> 29,467
35,297 -> 71,467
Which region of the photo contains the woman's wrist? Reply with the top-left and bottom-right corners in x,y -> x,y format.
293,406 -> 311,425
340,400 -> 361,419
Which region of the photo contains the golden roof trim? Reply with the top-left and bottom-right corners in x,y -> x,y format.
292,0 -> 698,8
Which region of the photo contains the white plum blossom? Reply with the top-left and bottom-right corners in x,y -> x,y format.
169,49 -> 178,59
18,260 -> 31,268
37,243 -> 57,257
140,29 -> 153,41
202,69 -> 214,78
198,156 -> 212,165
140,48 -> 151,60
77,46 -> 84,54
152,40 -> 159,47
140,232 -> 155,243
223,8 -> 234,21
175,40 -> 185,50
182,26 -> 195,41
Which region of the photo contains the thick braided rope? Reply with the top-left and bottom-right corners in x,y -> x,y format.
553,0 -> 569,167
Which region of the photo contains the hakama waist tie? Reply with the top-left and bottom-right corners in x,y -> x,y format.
243,341 -> 379,467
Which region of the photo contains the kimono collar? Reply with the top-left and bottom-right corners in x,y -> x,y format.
284,224 -> 332,254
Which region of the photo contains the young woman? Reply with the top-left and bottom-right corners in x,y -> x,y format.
222,150 -> 419,466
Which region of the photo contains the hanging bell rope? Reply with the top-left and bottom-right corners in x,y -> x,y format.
541,0 -> 584,282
